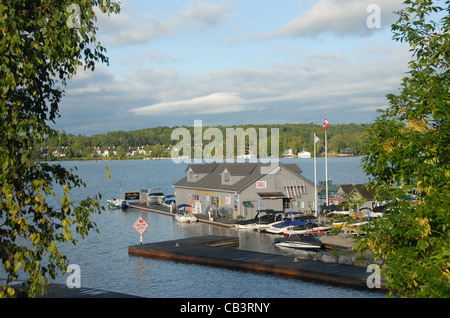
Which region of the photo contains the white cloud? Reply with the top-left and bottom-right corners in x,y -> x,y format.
131,92 -> 251,116
97,1 -> 235,46
244,0 -> 404,40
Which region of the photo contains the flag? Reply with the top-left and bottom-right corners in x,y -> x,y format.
258,197 -> 262,207
322,117 -> 330,131
314,133 -> 320,143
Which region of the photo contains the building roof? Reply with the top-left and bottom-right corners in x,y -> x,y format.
352,184 -> 376,201
338,184 -> 356,195
337,184 -> 376,201
174,162 -> 308,193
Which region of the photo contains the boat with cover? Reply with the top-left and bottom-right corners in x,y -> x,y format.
274,232 -> 324,250
148,188 -> 165,205
265,217 -> 310,234
162,195 -> 176,208
234,209 -> 283,230
107,198 -> 130,210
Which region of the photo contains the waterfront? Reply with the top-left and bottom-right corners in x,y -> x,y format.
2,157 -> 384,298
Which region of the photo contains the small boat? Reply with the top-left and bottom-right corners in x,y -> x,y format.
177,203 -> 192,211
175,211 -> 198,223
234,209 -> 283,230
148,188 -> 165,205
284,224 -> 332,235
162,195 -> 176,208
274,233 -> 324,250
265,218 -> 308,234
107,198 -> 130,210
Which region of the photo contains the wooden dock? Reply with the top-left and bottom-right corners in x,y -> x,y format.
128,235 -> 385,292
130,203 -> 236,228
0,278 -> 140,298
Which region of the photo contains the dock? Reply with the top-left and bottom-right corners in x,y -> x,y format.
0,278 -> 140,298
128,235 -> 385,292
130,203 -> 236,228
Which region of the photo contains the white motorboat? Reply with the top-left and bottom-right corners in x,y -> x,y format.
274,233 -> 324,250
265,217 -> 309,234
283,224 -> 332,235
148,188 -> 165,205
234,210 -> 283,230
107,198 -> 130,210
175,211 -> 198,223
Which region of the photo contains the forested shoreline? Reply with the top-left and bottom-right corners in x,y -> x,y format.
38,123 -> 370,160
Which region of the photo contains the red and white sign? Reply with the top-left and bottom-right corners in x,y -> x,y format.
133,216 -> 149,236
256,181 -> 267,189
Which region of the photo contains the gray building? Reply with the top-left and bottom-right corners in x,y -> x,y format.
173,162 -> 317,219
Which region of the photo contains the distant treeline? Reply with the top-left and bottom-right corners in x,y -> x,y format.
36,123 -> 370,160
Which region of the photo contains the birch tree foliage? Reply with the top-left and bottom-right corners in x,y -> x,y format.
358,0 -> 450,297
0,0 -> 120,297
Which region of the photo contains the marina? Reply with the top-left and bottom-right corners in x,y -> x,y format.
2,157 -> 386,298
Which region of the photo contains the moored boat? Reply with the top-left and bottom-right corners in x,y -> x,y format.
175,211 -> 198,223
148,188 -> 165,205
274,233 -> 324,250
234,209 -> 283,230
283,224 -> 332,235
107,198 -> 130,210
265,218 -> 310,234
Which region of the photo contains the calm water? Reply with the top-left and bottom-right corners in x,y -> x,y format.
4,157 -> 384,298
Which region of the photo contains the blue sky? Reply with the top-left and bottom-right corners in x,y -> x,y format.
55,0 -> 411,135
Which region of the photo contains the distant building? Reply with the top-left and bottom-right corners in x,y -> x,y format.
318,180 -> 339,205
173,162 -> 318,220
339,148 -> 354,157
283,148 -> 294,158
335,184 -> 381,210
297,150 -> 311,158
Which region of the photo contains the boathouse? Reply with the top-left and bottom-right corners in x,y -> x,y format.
335,184 -> 380,210
173,162 -> 317,220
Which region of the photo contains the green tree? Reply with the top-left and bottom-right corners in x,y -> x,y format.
0,0 -> 120,297
116,145 -> 126,159
358,0 -> 449,297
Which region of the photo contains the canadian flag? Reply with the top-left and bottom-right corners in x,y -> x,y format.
322,117 -> 330,131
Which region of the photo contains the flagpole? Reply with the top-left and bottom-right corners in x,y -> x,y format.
325,128 -> 328,207
314,134 -> 318,217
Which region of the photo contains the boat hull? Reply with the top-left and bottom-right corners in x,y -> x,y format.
107,199 -> 130,210
175,213 -> 198,223
284,226 -> 332,235
274,234 -> 324,251
274,241 -> 321,250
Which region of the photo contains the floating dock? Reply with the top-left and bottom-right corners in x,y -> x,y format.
128,235 -> 385,292
130,203 -> 236,228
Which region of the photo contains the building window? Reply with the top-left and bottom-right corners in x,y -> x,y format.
188,170 -> 196,182
223,171 -> 231,184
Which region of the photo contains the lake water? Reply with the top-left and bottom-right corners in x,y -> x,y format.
4,157 -> 384,298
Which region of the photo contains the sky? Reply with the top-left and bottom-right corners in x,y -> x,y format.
54,0 -> 412,136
